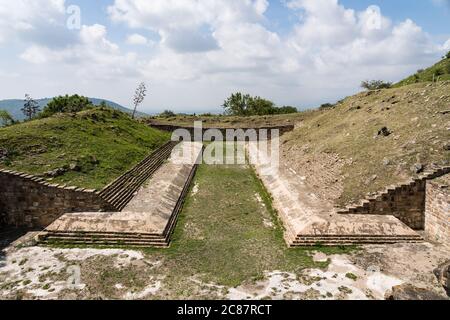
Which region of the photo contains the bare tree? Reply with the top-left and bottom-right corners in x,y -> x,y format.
22,94 -> 41,120
132,82 -> 147,119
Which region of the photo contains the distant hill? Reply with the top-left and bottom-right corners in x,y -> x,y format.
394,53 -> 450,87
0,108 -> 169,189
0,97 -> 148,122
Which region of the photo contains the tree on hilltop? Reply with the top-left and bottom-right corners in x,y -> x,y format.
41,94 -> 93,118
22,94 -> 40,120
361,80 -> 392,90
132,82 -> 147,119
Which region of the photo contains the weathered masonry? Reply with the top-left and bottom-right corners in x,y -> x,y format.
147,122 -> 295,141
0,141 -> 178,230
337,166 -> 450,245
0,170 -> 113,229
425,176 -> 450,244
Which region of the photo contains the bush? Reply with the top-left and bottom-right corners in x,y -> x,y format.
444,51 -> 450,59
159,110 -> 176,118
223,93 -> 297,116
0,110 -> 15,126
40,95 -> 94,118
434,68 -> 444,76
361,80 -> 392,90
319,103 -> 334,110
277,106 -> 298,114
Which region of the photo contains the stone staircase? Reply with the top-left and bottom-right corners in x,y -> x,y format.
37,142 -> 203,248
290,235 -> 424,247
337,165 -> 450,215
247,142 -> 428,247
99,141 -> 179,211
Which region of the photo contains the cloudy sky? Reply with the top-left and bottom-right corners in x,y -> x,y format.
0,0 -> 449,113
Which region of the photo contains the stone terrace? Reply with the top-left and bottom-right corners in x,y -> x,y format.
247,142 -> 423,246
37,142 -> 203,247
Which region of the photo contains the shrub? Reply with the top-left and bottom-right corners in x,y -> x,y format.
0,110 -> 15,126
361,80 -> 392,90
223,93 -> 297,116
40,95 -> 94,118
319,103 -> 334,110
159,110 -> 176,118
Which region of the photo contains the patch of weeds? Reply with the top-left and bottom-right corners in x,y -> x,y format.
22,279 -> 31,286
18,258 -> 28,266
338,286 -> 353,294
345,273 -> 358,281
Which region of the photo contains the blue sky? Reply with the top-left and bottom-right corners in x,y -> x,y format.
0,0 -> 449,113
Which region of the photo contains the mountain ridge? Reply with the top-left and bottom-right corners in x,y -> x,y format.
0,97 -> 148,122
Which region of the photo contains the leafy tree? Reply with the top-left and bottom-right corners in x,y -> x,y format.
22,94 -> 41,120
223,92 -> 252,116
0,110 -> 15,126
319,103 -> 334,110
132,82 -> 147,119
444,51 -> 450,59
361,80 -> 392,90
159,110 -> 176,118
278,106 -> 298,114
248,97 -> 276,116
41,94 -> 93,118
223,93 -> 297,116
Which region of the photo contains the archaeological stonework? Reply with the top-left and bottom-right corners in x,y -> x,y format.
148,123 -> 294,141
338,167 -> 450,231
425,178 -> 450,245
0,169 -> 114,229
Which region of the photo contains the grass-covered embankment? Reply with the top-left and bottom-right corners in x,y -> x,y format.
0,107 -> 170,190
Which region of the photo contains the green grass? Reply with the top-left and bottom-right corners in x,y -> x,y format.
142,163 -> 353,293
394,56 -> 450,87
145,112 -> 306,129
43,149 -> 356,298
282,81 -> 450,205
0,107 -> 170,189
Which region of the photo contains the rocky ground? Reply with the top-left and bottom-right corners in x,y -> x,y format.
1,234 -> 448,300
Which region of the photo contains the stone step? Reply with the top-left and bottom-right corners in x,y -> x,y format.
290,240 -> 422,247
99,141 -> 178,209
43,231 -> 165,239
292,237 -> 423,242
45,236 -> 168,244
102,149 -> 172,202
295,235 -> 423,240
40,239 -> 169,248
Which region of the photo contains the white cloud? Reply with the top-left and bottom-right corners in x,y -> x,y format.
108,0 -> 269,53
126,33 -> 149,45
0,0 -> 72,46
1,0 -> 449,112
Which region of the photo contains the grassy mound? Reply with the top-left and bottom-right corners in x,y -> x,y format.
146,113 -> 303,128
282,81 -> 450,206
395,55 -> 450,87
0,107 -> 170,190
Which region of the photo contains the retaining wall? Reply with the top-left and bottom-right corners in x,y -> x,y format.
338,167 -> 450,231
148,123 -> 294,141
425,180 -> 449,244
0,169 -> 113,229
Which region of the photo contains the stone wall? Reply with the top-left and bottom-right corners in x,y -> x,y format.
148,123 -> 294,141
341,180 -> 426,229
338,166 -> 450,230
0,169 -> 114,229
425,179 -> 449,245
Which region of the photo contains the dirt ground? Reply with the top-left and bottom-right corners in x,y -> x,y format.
1,240 -> 448,300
